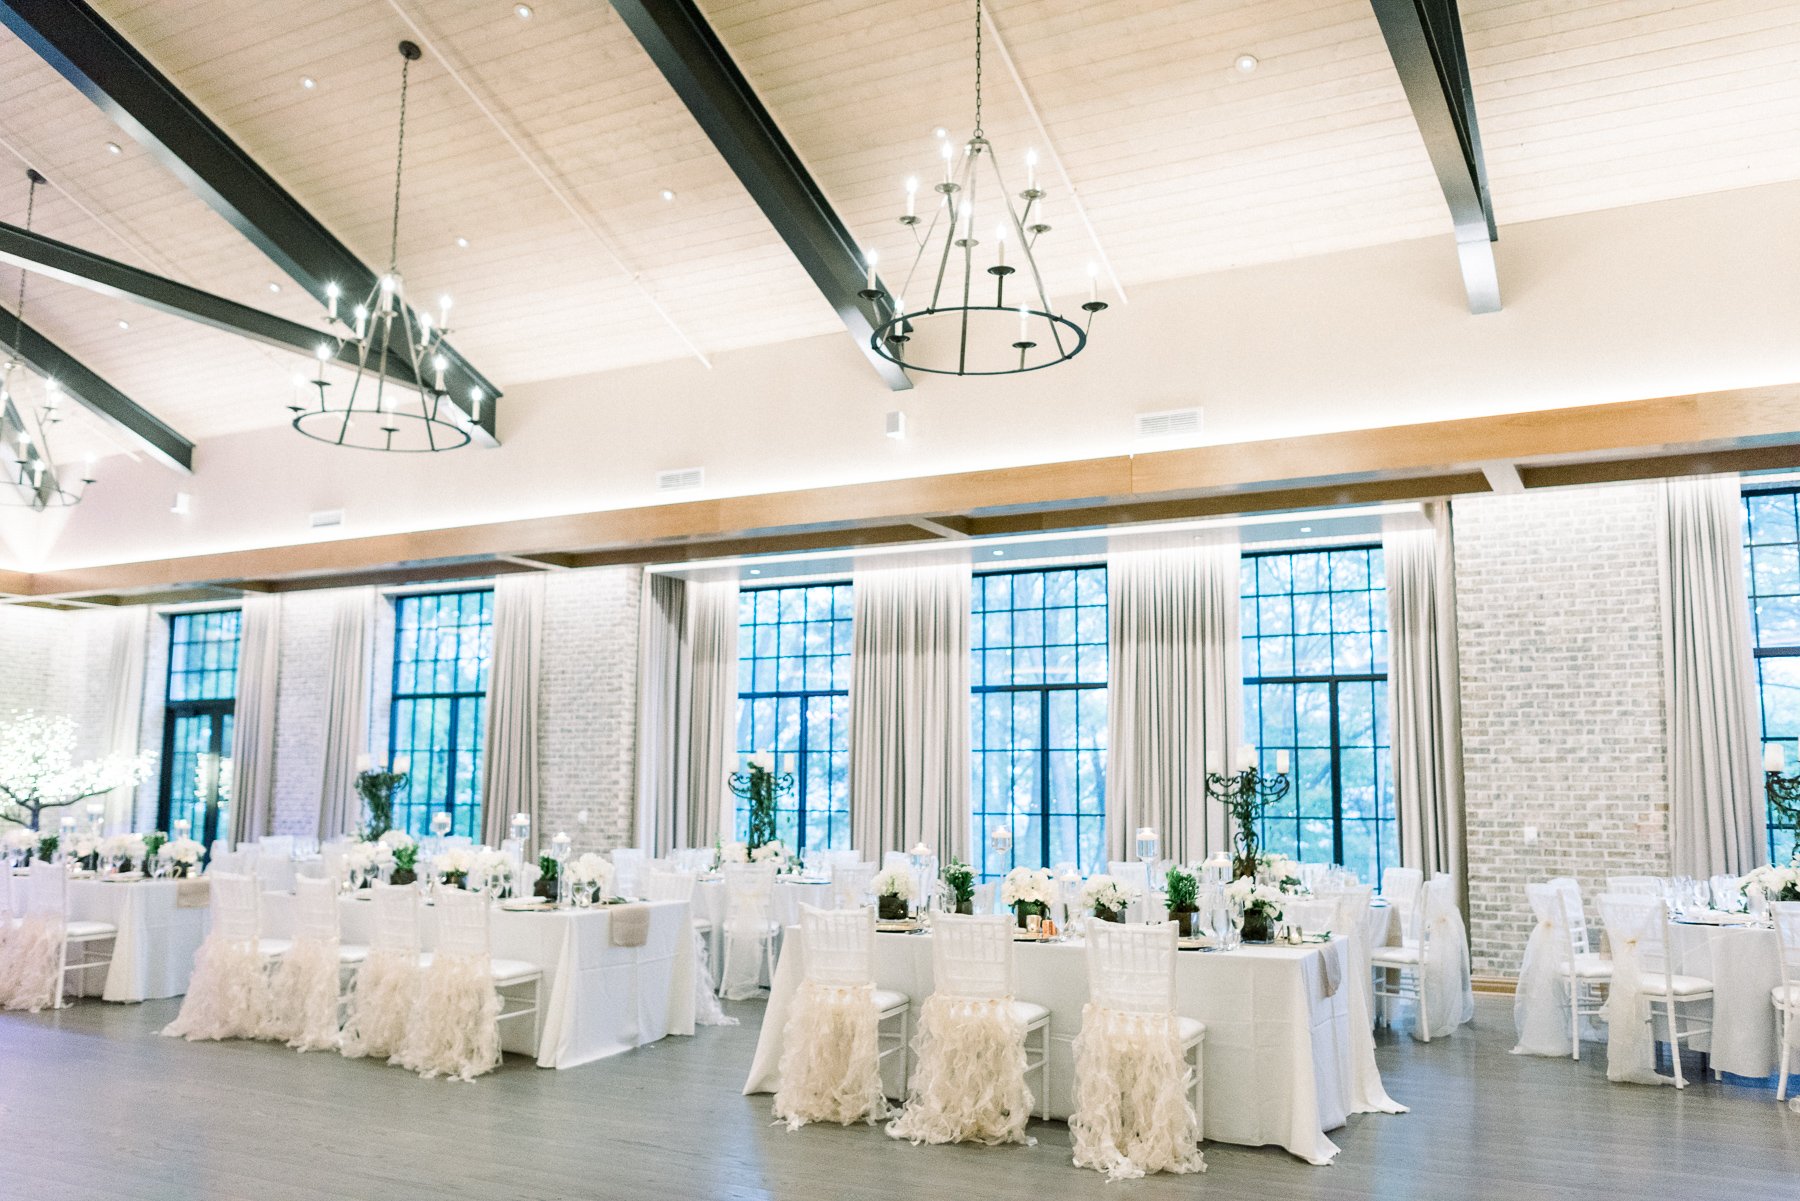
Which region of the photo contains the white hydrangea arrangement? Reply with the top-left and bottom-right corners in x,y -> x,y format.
101,832 -> 146,868
1225,875 -> 1287,917
344,840 -> 395,880
872,866 -> 916,901
566,852 -> 615,903
1740,864 -> 1800,903
471,848 -> 514,895
1080,873 -> 1135,915
377,829 -> 417,850
159,837 -> 205,877
434,846 -> 478,885
1001,865 -> 1057,909
68,832 -> 102,862
718,841 -> 750,866
751,839 -> 786,865
1255,852 -> 1307,894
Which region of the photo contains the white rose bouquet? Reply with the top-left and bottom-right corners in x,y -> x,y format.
1080,873 -> 1135,919
377,829 -> 417,851
751,839 -> 786,865
872,865 -> 914,920
434,846 -> 478,887
471,848 -> 514,896
718,841 -> 749,866
1001,866 -> 1057,918
566,852 -> 614,904
159,837 -> 205,878
1740,864 -> 1800,904
1226,875 -> 1286,940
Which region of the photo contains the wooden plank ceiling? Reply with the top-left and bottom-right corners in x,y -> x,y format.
0,0 -> 1793,460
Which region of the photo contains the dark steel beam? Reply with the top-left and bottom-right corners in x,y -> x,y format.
607,0 -> 911,391
0,221 -> 427,389
0,300 -> 193,471
0,0 -> 501,443
1369,0 -> 1500,313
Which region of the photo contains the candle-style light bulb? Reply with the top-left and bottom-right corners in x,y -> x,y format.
379,275 -> 395,312
417,310 -> 433,350
1087,261 -> 1098,304
438,294 -> 452,329
1025,147 -> 1038,191
82,452 -> 95,480
865,247 -> 879,291
353,305 -> 368,340
432,354 -> 447,392
994,223 -> 1008,268
940,138 -> 954,184
325,281 -> 340,320
469,387 -> 483,422
904,175 -> 918,218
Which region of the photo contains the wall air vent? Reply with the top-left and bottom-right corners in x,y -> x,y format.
1135,407 -> 1203,439
657,467 -> 705,492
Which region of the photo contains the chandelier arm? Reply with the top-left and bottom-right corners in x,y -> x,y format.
987,151 -> 1068,360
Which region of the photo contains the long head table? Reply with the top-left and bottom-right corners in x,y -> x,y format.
745,927 -> 1403,1165
262,892 -> 696,1069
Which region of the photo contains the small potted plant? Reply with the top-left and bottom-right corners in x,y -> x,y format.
1081,874 -> 1133,923
1226,876 -> 1284,943
141,831 -> 167,875
1166,865 -> 1200,937
872,866 -> 915,921
535,854 -> 560,901
34,833 -> 58,863
1001,865 -> 1055,929
378,830 -> 419,885
941,858 -> 976,915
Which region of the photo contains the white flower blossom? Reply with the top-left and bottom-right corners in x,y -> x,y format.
718,841 -> 749,865
872,866 -> 915,901
1001,866 -> 1057,908
750,839 -> 786,864
1080,873 -> 1135,913
160,838 -> 204,865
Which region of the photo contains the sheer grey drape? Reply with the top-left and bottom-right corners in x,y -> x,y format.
849,560 -> 971,862
1659,475 -> 1764,875
316,588 -> 374,840
635,576 -> 739,853
228,595 -> 281,845
98,607 -> 148,832
1385,505 -> 1466,901
1104,536 -> 1241,863
480,575 -> 545,855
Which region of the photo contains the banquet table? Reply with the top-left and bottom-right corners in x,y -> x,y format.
64,877 -> 210,1003
1668,920 -> 1784,1078
263,893 -> 696,1069
745,929 -> 1401,1165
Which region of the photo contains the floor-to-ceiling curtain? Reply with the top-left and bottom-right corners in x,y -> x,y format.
1659,475 -> 1764,876
848,558 -> 971,862
480,575 -> 545,855
1104,534 -> 1241,863
1386,504 -> 1467,903
97,607 -> 148,833
316,588 -> 374,840
634,575 -> 740,853
228,595 -> 282,846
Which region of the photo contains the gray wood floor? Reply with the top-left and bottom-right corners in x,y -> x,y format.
3,995 -> 1797,1200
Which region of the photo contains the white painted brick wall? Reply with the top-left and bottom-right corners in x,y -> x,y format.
1453,482 -> 1671,976
270,590 -> 337,836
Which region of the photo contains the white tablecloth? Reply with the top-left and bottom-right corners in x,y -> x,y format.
693,876 -> 831,976
65,879 -> 210,1003
1669,921 -> 1782,1078
263,894 -> 696,1069
745,930 -> 1398,1165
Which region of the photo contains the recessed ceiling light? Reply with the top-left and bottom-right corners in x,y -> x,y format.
515,3 -> 533,17
300,76 -> 317,90
104,141 -> 121,156
267,282 -> 282,293
454,235 -> 470,248
1300,525 -> 1312,533
116,319 -> 130,331
933,127 -> 947,138
659,188 -> 675,202
748,568 -> 761,576
992,549 -> 1005,557
1233,53 -> 1259,74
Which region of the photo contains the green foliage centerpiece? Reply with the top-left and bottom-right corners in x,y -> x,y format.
941,858 -> 976,915
1205,755 -> 1291,880
1166,865 -> 1200,938
356,767 -> 410,840
727,753 -> 793,856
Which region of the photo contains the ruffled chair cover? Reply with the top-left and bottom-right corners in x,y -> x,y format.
886,914 -> 1034,1147
1416,877 -> 1474,1042
1596,893 -> 1672,1086
1069,922 -> 1203,1181
162,873 -> 272,1041
1,864 -> 69,1013
341,883 -> 423,1061
719,863 -> 778,1001
264,877 -> 344,1051
773,905 -> 888,1130
392,886 -> 501,1082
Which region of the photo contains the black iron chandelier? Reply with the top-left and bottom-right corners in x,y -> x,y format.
291,41 -> 474,453
2,169 -> 93,509
861,0 -> 1105,376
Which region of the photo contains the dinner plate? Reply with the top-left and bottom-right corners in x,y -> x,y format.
499,897 -> 552,911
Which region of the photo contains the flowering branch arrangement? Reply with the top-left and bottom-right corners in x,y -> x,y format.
0,711 -> 155,831
727,753 -> 793,855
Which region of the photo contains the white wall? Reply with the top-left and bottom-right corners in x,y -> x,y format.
14,178 -> 1800,573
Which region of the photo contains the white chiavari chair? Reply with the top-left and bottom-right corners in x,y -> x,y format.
340,882 -> 425,1060
1380,866 -> 1424,945
1769,902 -> 1800,1103
393,885 -> 542,1082
1595,892 -> 1713,1088
1070,920 -> 1204,1180
265,875 -> 368,1051
772,904 -> 910,1129
161,873 -> 272,1039
720,862 -> 779,1000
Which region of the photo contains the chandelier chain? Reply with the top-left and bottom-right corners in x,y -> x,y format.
972,0 -> 984,137
11,173 -> 36,357
388,52 -> 411,274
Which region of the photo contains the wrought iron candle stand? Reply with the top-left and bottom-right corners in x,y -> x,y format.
1205,765 -> 1292,880
1766,769 -> 1800,834
728,762 -> 794,853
